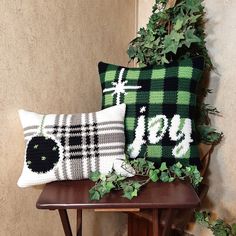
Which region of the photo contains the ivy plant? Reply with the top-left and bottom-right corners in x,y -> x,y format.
89,158 -> 203,201
195,211 -> 236,236
127,0 -> 223,145
127,0 -> 209,66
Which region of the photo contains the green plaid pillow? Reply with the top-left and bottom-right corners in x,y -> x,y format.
98,57 -> 204,167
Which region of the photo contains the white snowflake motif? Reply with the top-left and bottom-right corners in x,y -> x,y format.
103,68 -> 142,105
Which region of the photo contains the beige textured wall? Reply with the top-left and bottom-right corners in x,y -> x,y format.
138,0 -> 236,235
194,0 -> 236,234
0,1 -> 135,236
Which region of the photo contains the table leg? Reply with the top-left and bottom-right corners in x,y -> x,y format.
152,209 -> 159,236
161,209 -> 175,236
76,209 -> 82,236
58,209 -> 73,236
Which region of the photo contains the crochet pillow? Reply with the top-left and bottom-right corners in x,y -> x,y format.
99,57 -> 204,167
17,104 -> 128,187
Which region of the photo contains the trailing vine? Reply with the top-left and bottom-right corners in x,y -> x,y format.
89,158 -> 202,201
195,211 -> 236,236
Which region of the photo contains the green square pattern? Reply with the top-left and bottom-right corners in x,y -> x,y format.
178,66 -> 193,78
124,91 -> 137,104
104,93 -> 114,106
126,70 -> 140,80
126,117 -> 136,131
148,145 -> 162,158
149,91 -> 164,104
99,57 -> 204,168
177,91 -> 191,105
151,68 -> 165,79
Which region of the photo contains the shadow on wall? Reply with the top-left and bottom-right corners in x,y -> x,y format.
200,0 -> 224,219
202,145 -> 223,210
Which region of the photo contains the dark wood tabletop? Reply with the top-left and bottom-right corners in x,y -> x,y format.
36,179 -> 200,210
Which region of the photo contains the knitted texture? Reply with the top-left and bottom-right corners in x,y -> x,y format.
99,57 -> 204,167
18,104 -> 128,187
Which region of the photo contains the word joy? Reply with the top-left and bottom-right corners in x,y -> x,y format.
128,107 -> 193,158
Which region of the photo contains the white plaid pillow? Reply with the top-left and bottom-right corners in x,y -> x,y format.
18,104 -> 128,187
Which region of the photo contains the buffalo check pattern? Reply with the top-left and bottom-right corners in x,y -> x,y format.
17,104 -> 127,187
99,57 -> 204,167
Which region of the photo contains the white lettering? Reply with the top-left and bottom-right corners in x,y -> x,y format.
148,115 -> 168,144
128,115 -> 146,158
129,114 -> 193,158
169,115 -> 193,158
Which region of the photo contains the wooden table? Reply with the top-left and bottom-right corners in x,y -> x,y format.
36,180 -> 200,236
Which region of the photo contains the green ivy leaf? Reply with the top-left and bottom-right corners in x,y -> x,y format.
171,30 -> 184,43
171,162 -> 183,177
133,181 -> 142,190
186,0 -> 202,13
160,172 -> 170,182
89,189 -> 101,201
197,124 -> 223,144
147,160 -> 156,169
127,46 -> 136,58
97,185 -> 109,197
122,184 -> 133,193
146,34 -> 155,42
89,171 -> 101,182
154,38 -> 160,46
189,14 -> 201,23
160,162 -> 168,171
184,165 -> 203,187
121,181 -> 142,200
184,29 -> 201,48
171,167 -> 182,177
163,29 -> 185,54
131,189 -> 138,198
174,18 -> 184,31
175,162 -> 183,169
168,177 -> 175,182
123,191 -> 133,200
149,169 -> 159,182
105,182 -> 115,192
100,174 -> 106,181
163,35 -> 179,54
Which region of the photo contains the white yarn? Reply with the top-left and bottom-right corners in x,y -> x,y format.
148,115 -> 168,144
169,115 -> 193,158
128,115 -> 146,158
